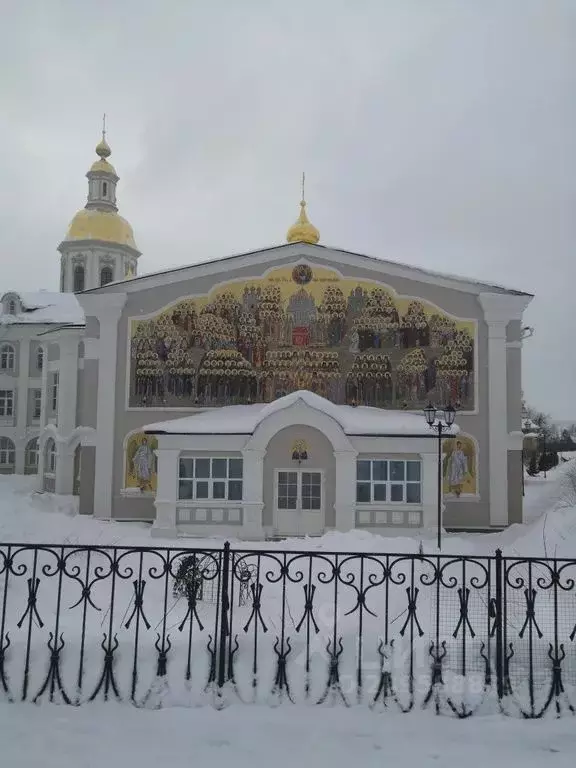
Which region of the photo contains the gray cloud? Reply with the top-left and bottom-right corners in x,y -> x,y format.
0,0 -> 574,416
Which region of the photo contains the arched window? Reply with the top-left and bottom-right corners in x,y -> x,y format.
102,181 -> 108,197
0,437 -> 15,468
25,437 -> 39,474
0,344 -> 15,372
73,264 -> 85,293
8,300 -> 16,314
36,347 -> 43,371
100,266 -> 113,286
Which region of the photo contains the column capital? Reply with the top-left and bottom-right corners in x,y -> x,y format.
78,292 -> 127,325
478,292 -> 533,324
58,334 -> 82,354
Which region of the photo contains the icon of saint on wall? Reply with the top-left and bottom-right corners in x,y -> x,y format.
125,433 -> 158,493
443,436 -> 476,497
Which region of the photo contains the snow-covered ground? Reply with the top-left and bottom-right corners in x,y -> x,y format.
0,468 -> 575,764
0,460 -> 574,556
0,703 -> 575,768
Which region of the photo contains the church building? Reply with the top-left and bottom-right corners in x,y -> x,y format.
4,133 -> 534,538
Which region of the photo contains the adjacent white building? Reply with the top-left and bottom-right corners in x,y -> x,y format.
0,131 -> 139,493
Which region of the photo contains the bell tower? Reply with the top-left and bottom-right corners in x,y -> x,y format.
58,119 -> 140,292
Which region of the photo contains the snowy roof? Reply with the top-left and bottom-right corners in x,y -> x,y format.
143,390 -> 460,437
83,242 -> 533,298
1,291 -> 85,326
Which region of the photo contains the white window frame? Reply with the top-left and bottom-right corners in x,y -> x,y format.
0,390 -> 14,417
178,457 -> 244,502
0,344 -> 15,372
32,388 -> 42,419
274,468 -> 324,512
356,458 -> 422,505
0,437 -> 15,466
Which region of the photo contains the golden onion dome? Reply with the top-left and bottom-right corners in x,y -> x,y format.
65,208 -> 137,249
95,136 -> 112,159
286,200 -> 320,245
89,158 -> 117,175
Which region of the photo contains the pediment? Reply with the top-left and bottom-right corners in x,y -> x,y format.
86,241 -> 530,298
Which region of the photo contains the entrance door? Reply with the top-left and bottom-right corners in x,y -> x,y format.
274,469 -> 324,536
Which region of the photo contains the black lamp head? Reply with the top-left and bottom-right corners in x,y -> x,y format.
424,402 -> 436,427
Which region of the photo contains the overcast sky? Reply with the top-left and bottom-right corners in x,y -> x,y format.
1,0 -> 574,417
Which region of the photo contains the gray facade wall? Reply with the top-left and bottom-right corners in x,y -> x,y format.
47,343 -> 59,362
508,451 -> 523,525
78,446 -> 96,516
110,252 -> 491,522
507,347 -> 522,432
84,248 -> 524,527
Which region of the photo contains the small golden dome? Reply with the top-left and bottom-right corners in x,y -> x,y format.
95,136 -> 112,159
89,158 -> 117,175
65,209 -> 137,249
286,200 -> 320,245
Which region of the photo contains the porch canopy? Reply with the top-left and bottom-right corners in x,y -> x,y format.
142,390 -> 444,437
142,391 -> 459,539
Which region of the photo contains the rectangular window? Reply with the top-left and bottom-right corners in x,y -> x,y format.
178,457 -> 243,501
277,471 -> 298,510
356,459 -> 422,504
0,390 -> 14,417
32,389 -> 42,419
50,373 -> 59,412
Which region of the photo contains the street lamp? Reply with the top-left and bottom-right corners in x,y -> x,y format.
423,402 -> 456,550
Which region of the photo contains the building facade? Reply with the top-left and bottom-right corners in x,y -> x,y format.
2,135 -> 534,538
75,229 -> 532,536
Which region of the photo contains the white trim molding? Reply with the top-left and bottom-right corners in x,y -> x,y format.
478,292 -> 533,526
77,292 -> 127,518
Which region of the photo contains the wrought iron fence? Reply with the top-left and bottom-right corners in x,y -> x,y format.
0,541 -> 575,717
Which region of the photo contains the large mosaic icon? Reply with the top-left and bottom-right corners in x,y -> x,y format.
129,264 -> 475,410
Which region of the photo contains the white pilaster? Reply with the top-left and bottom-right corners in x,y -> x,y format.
54,443 -> 74,495
420,451 -> 440,531
241,448 -> 265,538
78,293 -> 126,519
15,338 -> 30,473
152,448 -> 180,538
57,335 -> 80,437
334,449 -> 357,532
479,293 -> 533,527
36,343 -> 50,489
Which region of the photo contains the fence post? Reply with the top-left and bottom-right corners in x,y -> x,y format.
494,548 -> 504,702
217,541 -> 231,690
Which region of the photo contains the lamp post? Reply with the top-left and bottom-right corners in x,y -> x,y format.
423,402 -> 456,551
